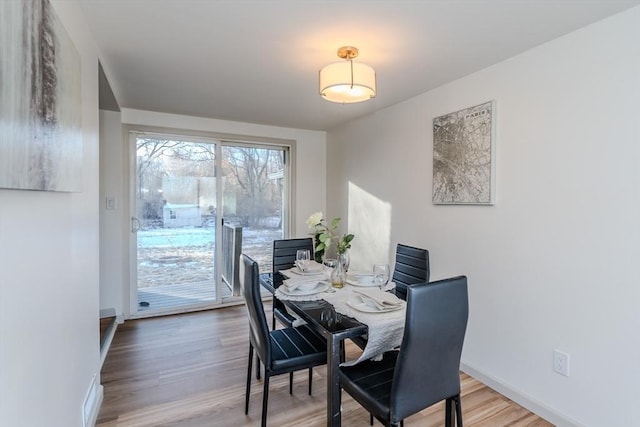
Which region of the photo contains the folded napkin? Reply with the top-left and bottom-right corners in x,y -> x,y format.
281,273 -> 324,292
287,260 -> 323,275
283,280 -> 319,292
351,289 -> 403,310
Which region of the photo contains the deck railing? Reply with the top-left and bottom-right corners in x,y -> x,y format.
221,220 -> 243,296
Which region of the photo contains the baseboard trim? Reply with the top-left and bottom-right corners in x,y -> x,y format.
99,317 -> 118,368
461,361 -> 584,427
83,375 -> 104,427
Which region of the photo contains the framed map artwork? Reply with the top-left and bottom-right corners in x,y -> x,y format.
432,101 -> 496,205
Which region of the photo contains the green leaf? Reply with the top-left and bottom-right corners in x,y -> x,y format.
331,217 -> 341,228
344,234 -> 354,243
314,243 -> 325,253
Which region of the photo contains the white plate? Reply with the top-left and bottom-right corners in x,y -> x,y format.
346,298 -> 403,313
279,281 -> 329,296
348,271 -> 373,277
288,267 -> 323,276
346,275 -> 378,287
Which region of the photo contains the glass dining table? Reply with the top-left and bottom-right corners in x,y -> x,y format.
259,271 -> 368,427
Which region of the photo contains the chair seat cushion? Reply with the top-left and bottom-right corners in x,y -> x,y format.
339,351 -> 399,420
270,324 -> 326,372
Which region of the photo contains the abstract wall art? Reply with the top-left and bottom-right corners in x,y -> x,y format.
432,101 -> 496,205
0,0 -> 82,192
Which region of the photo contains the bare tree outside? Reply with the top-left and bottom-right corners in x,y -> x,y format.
222,146 -> 284,227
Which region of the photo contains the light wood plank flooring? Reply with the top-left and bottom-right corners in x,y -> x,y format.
97,303 -> 553,427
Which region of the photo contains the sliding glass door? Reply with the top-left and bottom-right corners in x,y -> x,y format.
130,132 -> 288,316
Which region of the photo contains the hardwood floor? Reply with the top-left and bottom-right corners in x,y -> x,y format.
97,303 -> 553,427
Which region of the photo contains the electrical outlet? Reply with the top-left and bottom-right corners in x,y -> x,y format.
553,349 -> 570,377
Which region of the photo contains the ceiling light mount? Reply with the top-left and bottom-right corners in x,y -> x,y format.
336,46 -> 359,60
319,45 -> 376,104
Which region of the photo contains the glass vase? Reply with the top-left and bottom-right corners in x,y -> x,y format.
313,233 -> 324,263
340,251 -> 350,272
330,252 -> 348,288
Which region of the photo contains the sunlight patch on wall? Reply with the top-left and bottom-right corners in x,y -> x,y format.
348,182 -> 391,271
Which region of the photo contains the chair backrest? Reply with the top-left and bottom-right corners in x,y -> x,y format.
240,254 -> 272,367
390,276 -> 469,423
392,243 -> 430,300
272,238 -> 314,272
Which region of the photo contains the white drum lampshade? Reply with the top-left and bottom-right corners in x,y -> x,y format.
319,46 -> 376,103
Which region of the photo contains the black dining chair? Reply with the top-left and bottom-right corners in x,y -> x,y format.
339,276 -> 469,427
255,238 -> 314,381
272,238 -> 314,329
241,254 -> 327,427
392,243 -> 430,301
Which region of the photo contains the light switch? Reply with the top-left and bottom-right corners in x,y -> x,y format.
106,196 -> 117,210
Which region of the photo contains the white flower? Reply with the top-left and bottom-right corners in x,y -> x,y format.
306,212 -> 323,228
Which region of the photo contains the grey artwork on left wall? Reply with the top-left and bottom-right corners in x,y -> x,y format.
0,0 -> 82,192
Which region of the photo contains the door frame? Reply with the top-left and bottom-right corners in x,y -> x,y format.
125,126 -> 296,318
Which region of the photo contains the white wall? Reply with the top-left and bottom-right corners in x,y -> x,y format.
327,7 -> 639,427
0,2 -> 102,426
99,110 -> 125,315
99,108 -> 326,317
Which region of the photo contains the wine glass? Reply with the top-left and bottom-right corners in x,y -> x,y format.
296,249 -> 311,272
372,264 -> 390,289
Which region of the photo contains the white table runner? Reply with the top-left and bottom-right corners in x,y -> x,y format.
276,282 -> 405,366
324,287 -> 405,366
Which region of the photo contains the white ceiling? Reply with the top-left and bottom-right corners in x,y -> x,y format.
79,0 -> 638,131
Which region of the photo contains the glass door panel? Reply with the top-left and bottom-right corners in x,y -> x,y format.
134,136 -> 219,313
221,144 -> 286,274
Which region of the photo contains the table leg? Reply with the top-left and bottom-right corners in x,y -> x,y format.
327,335 -> 342,426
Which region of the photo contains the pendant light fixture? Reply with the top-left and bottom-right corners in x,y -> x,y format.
319,46 -> 376,103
